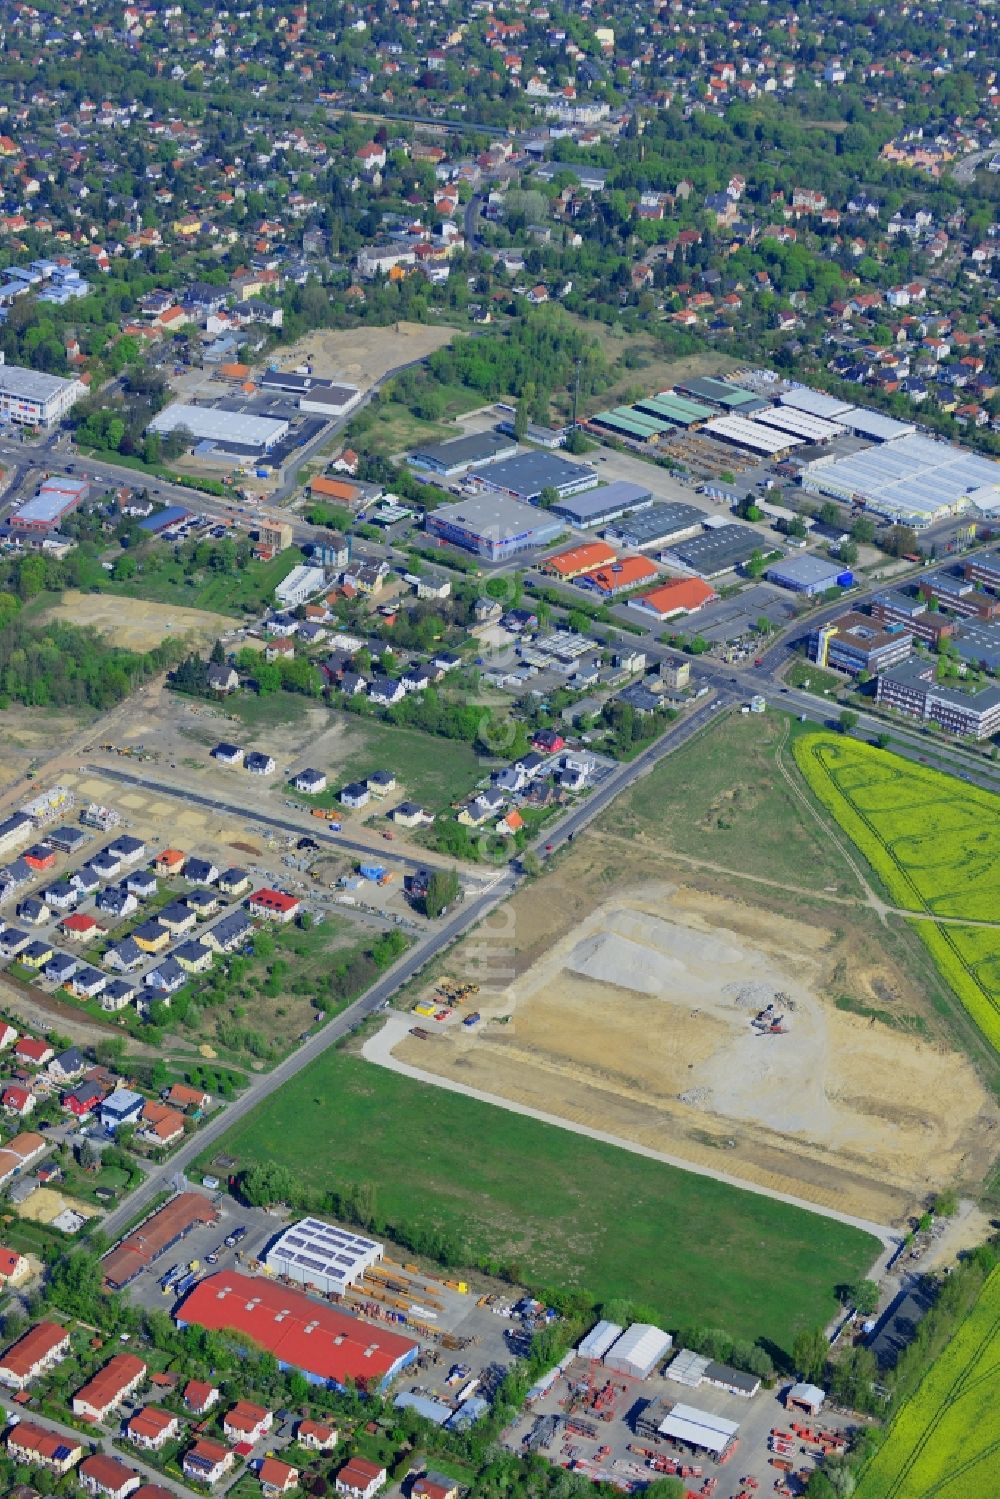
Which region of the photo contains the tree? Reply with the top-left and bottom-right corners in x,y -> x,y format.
537,486 -> 560,509
520,850 -> 542,879
839,709 -> 859,735
792,1326 -> 829,1384
425,869 -> 460,919
838,541 -> 859,565
846,1279 -> 879,1317
874,732 -> 891,750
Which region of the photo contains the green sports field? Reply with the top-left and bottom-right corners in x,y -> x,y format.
200,1047 -> 879,1353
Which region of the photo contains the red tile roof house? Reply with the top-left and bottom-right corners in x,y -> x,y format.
259,1455 -> 300,1496
125,1405 -> 180,1451
412,1476 -> 460,1499
248,888 -> 300,923
183,1378 -> 219,1414
183,1438 -> 235,1486
72,1352 -> 147,1422
1,1084 -> 35,1118
0,1247 -> 30,1284
0,1320 -> 70,1389
60,912 -> 102,941
335,1457 -> 386,1499
223,1400 -> 273,1445
296,1418 -> 338,1451
78,1452 -> 142,1499
13,1037 -> 54,1067
7,1419 -> 83,1474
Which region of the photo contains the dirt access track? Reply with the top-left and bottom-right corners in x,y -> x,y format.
267,321 -> 456,394
41,591 -> 236,653
391,848 -> 998,1228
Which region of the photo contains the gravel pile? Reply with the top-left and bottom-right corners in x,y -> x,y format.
722,980 -> 773,1009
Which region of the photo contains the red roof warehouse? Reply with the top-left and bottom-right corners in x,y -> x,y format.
175,1272 -> 418,1392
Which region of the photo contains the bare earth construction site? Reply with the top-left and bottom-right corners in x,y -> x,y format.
392,848 -> 998,1229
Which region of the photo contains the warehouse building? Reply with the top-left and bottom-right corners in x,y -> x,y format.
176,1271 -> 418,1392
876,659 -> 1000,740
426,493 -> 562,560
605,501 -> 706,550
800,433 -> 998,526
0,360 -> 83,428
809,613 -> 913,675
779,387 -> 854,421
654,1403 -> 740,1459
477,451 -> 598,504
148,403 -> 289,456
588,408 -> 674,444
750,405 -> 845,444
675,376 -> 761,411
264,1216 -> 384,1296
630,577 -> 718,621
838,408 -> 915,442
10,476 -> 89,531
703,414 -> 803,457
577,1321 -> 623,1362
604,1323 -> 673,1379
550,481 -> 653,528
102,1193 -> 220,1289
578,555 -> 659,598
409,431 -> 517,476
543,540 -> 617,579
766,554 -> 852,595
664,522 -> 767,578
634,391 -> 714,429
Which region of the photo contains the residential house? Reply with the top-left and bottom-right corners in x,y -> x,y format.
96,887 -> 138,920
132,921 -> 170,955
0,1321 -> 70,1389
224,1401 -> 273,1445
108,836 -> 145,866
100,1088 -> 144,1132
20,940 -> 54,971
126,1406 -> 181,1452
139,1102 -> 185,1149
14,1037 -> 54,1067
206,665 -> 239,694
185,889 -> 220,920
183,1440 -> 235,1487
1,1085 -> 35,1119
366,771 -> 397,797
100,978 -> 137,1011
166,1083 -> 211,1113
335,1458 -> 386,1499
218,869 -> 251,897
292,769 -> 327,794
7,1421 -> 82,1474
104,938 -> 144,973
78,1453 -> 142,1499
48,1046 -> 85,1083
259,1456 -> 299,1497
63,1080 -> 106,1119
183,1379 -> 220,1416
73,1353 -> 147,1423
211,743 -> 244,767
389,802 -> 432,829
183,858 -> 219,886
44,952 -> 78,987
295,1420 -> 337,1452
60,912 -> 101,942
368,677 -> 405,707
69,968 -> 107,1001
0,1248 -> 30,1286
203,910 -> 253,953
412,1477 -> 460,1499
245,753 -> 276,776
248,889 -> 300,924
340,782 -> 370,809
144,957 -> 187,998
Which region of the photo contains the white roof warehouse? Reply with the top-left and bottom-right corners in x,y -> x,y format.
148,403 -> 289,455
264,1216 -> 384,1295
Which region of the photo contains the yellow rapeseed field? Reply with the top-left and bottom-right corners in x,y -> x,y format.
793,733 -> 1000,1052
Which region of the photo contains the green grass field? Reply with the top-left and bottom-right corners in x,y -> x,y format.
103,551 -> 300,616
794,732 -> 1000,1052
200,1047 -> 879,1351
287,718 -> 485,815
856,1265 -> 1000,1499
613,713 -> 860,896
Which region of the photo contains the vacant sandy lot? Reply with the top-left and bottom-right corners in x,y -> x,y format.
0,704 -> 93,791
271,322 -> 456,393
43,592 -> 236,653
17,1186 -> 100,1226
395,848 -> 998,1225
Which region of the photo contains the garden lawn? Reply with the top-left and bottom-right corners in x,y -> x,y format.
290,718 -> 485,815
201,1048 -> 878,1353
856,1264 -> 1000,1499
793,732 -> 1000,1051
101,550 -> 301,615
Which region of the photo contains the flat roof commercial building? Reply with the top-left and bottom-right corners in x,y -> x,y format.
477,451 -> 598,504
550,481 -> 653,528
426,493 -> 562,560
664,522 -> 767,577
409,431 -> 517,475
0,360 -> 83,428
605,501 -> 706,550
264,1216 -> 384,1296
876,658 -> 1000,740
800,433 -> 1000,526
809,613 -> 913,674
176,1271 -> 418,1392
11,476 -> 89,531
766,554 -> 852,595
148,403 -> 288,455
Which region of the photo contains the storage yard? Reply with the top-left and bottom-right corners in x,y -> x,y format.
503,1323 -> 860,1499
